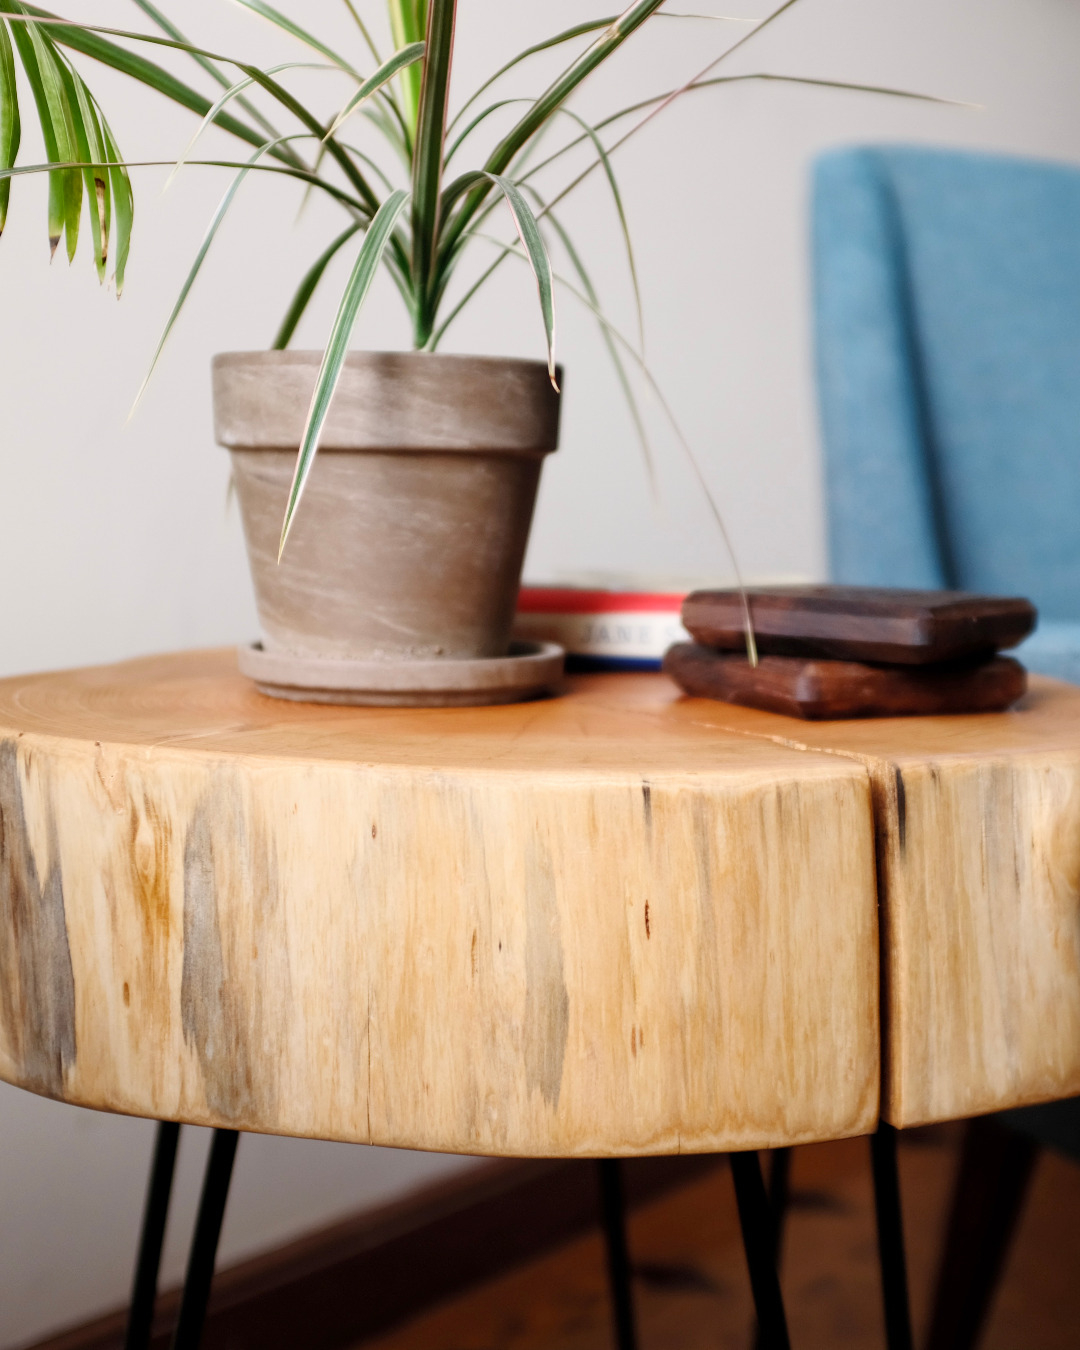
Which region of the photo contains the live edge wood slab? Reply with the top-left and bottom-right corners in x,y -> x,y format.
0,650 -> 879,1157
689,678 -> 1080,1129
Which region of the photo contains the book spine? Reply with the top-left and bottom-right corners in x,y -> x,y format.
514,610 -> 690,660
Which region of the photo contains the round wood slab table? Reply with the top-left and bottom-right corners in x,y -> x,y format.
3,650 -> 1080,1350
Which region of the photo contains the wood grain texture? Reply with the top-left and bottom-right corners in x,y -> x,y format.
682,586 -> 1036,665
663,645 -> 1027,719
686,677 -> 1080,1127
0,653 -> 879,1155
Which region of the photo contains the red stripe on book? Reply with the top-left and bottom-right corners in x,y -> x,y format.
518,588 -> 685,615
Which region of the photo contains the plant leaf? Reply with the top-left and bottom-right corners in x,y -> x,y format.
0,17 -> 20,233
325,40 -> 424,140
555,106 -> 643,353
279,188 -> 411,557
438,169 -> 556,383
272,220 -> 364,349
448,16 -> 615,134
20,5 -> 280,157
128,0 -> 283,143
56,53 -> 109,278
388,0 -> 425,131
438,0 -> 666,266
410,0 -> 455,341
554,267 -> 758,663
526,196 -> 656,493
167,60 -> 325,190
231,0 -> 361,78
486,172 -> 557,386
132,132 -> 310,413
98,119 -> 131,292
445,96 -> 530,165
342,0 -> 384,66
7,11 -> 80,258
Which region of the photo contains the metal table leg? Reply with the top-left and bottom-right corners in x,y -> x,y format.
753,1147 -> 793,1350
731,1151 -> 791,1350
170,1129 -> 240,1350
597,1159 -> 638,1350
870,1122 -> 913,1350
125,1121 -> 182,1350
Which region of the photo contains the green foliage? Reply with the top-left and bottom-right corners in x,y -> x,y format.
0,0 -> 958,538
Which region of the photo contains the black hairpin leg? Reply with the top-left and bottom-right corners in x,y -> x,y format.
170,1129 -> 240,1350
731,1151 -> 791,1350
597,1159 -> 638,1350
752,1147 -> 793,1350
870,1122 -> 913,1350
125,1121 -> 182,1350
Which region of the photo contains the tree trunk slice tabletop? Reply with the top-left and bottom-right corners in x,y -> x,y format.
4,652 -> 1076,1156
0,650 -> 879,1157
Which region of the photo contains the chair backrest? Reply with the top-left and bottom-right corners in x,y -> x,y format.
813,145 -> 1080,618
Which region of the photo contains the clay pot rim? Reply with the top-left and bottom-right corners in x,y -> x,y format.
214,348 -> 561,381
213,348 -> 563,455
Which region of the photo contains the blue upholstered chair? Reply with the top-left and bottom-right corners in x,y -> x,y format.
812,144 -> 1080,1350
813,144 -> 1080,681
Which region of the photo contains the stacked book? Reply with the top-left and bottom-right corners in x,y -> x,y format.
514,581 -> 694,670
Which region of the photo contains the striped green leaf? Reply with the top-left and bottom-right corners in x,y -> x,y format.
7,13 -> 80,258
129,0 -> 282,143
0,17 -> 20,233
438,0 -> 666,266
18,10 -> 315,176
133,133 -> 310,413
448,16 -> 616,134
272,220 -> 365,349
388,0 -> 426,131
231,0 -> 361,78
279,188 -> 411,556
56,55 -> 109,278
325,41 -> 424,140
99,118 -> 130,292
555,107 -> 643,352
410,0 -> 455,342
438,169 -> 556,383
167,61 -> 324,189
530,195 -> 655,492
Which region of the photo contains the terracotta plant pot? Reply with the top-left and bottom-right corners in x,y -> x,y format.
212,351 -> 562,701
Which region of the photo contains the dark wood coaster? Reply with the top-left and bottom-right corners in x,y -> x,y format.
682,586 -> 1036,665
663,643 -> 1028,720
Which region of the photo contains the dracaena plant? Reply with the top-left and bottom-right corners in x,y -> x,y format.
0,0 -> 950,555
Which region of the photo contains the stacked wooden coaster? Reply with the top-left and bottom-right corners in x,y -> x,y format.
664,586 -> 1037,719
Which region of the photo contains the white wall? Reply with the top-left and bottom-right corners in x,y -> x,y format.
3,0 -> 1080,1344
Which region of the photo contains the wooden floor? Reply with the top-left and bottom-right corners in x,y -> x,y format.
360,1127 -> 1080,1349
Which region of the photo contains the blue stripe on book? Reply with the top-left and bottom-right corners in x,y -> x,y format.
565,655 -> 664,673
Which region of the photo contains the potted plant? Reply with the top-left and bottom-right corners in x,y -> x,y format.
0,0 -> 941,701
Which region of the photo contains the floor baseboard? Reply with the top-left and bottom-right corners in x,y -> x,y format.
29,1153 -> 723,1350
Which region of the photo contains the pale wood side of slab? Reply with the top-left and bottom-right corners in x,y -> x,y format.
870,752 -> 1080,1125
690,678 -> 1080,1126
0,708 -> 879,1154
